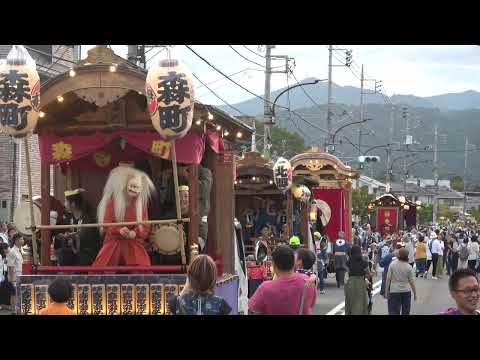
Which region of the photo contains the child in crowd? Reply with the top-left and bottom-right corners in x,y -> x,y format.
38,278 -> 75,315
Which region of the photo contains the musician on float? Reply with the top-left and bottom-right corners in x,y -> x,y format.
54,189 -> 100,266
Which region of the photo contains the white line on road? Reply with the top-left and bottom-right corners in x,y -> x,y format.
326,280 -> 382,315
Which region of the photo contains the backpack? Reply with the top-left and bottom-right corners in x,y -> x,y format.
459,245 -> 469,262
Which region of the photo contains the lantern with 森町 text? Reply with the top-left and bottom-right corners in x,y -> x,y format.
273,157 -> 292,191
146,56 -> 195,140
0,45 -> 40,140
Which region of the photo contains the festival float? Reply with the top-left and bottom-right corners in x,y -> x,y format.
234,152 -> 290,282
288,148 -> 359,250
9,45 -> 253,315
368,194 -> 418,234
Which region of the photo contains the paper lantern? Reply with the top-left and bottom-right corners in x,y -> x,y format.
146,53 -> 195,140
0,45 -> 40,139
273,157 -> 293,191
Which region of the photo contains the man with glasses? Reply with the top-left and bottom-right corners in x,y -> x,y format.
442,268 -> 480,315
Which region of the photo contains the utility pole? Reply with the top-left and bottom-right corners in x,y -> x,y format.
463,136 -> 469,217
358,65 -> 364,155
402,107 -> 409,197
433,125 -> 439,225
263,45 -> 274,158
127,45 -> 138,64
386,105 -> 394,193
326,45 -> 333,150
251,120 -> 256,152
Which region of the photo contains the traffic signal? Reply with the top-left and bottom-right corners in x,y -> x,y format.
358,155 -> 380,163
345,50 -> 352,67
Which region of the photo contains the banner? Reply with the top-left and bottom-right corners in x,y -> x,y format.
376,207 -> 398,236
312,188 -> 346,242
38,129 -> 222,166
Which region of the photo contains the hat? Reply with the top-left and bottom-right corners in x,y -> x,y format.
64,188 -> 86,197
314,231 -> 321,238
289,235 -> 300,246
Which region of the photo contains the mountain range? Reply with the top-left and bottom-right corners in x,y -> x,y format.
218,78 -> 480,116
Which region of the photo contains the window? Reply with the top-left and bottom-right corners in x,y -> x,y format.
1,200 -> 6,209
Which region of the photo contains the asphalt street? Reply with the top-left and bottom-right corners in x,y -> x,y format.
314,270 -> 455,315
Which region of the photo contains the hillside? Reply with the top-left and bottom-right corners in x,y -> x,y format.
218,79 -> 480,115
263,103 -> 480,184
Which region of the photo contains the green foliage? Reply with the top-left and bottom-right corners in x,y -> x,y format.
450,176 -> 464,192
255,120 -> 308,160
438,203 -> 457,221
468,207 -> 480,222
352,186 -> 375,223
418,204 -> 433,225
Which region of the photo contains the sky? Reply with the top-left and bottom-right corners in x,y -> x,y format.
82,45 -> 480,106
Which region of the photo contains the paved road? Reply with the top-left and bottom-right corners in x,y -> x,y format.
314,271 -> 455,315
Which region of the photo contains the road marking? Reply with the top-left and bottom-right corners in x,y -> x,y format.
325,280 -> 382,315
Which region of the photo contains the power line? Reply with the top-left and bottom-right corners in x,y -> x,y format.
242,45 -> 266,59
190,71 -> 249,116
228,45 -> 265,68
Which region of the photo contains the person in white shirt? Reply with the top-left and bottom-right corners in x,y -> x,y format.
425,234 -> 433,278
0,223 -> 8,246
467,235 -> 479,271
431,232 -> 443,279
6,233 -> 24,313
458,237 -> 470,270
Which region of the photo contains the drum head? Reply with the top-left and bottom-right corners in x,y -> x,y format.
315,199 -> 332,227
13,199 -> 41,236
150,225 -> 181,255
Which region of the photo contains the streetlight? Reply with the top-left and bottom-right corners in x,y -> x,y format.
363,143 -> 393,156
271,78 -> 328,122
329,118 -> 373,153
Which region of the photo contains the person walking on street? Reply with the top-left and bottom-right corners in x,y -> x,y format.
314,232 -> 327,294
404,235 -> 415,269
442,268 -> 480,315
431,233 -> 442,279
435,233 -> 446,279
386,248 -> 417,315
415,234 -> 427,278
458,238 -> 470,270
447,234 -> 459,275
248,245 -> 316,315
425,233 -> 433,279
467,235 -> 479,271
345,245 -> 370,315
333,231 -> 349,288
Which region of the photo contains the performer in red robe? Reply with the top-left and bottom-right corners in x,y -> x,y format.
93,164 -> 155,267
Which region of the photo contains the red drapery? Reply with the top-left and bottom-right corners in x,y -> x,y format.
38,129 -> 223,166
312,188 -> 349,242
376,207 -> 399,236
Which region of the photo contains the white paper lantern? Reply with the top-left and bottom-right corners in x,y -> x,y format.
273,157 -> 293,191
0,45 -> 40,139
146,52 -> 195,140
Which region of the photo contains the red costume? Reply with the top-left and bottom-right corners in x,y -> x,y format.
93,199 -> 151,266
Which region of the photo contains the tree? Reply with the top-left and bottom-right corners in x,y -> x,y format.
450,176 -> 464,192
418,204 -> 433,225
352,186 -> 375,224
255,120 -> 308,160
438,203 -> 457,221
468,207 -> 480,222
